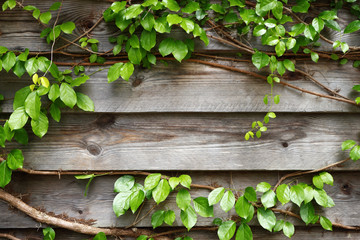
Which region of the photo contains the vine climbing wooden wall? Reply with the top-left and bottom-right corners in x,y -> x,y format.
0,0 -> 360,239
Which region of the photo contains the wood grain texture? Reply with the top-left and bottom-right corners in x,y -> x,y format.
1,60 -> 360,113
1,171 -> 359,228
2,112 -> 359,171
1,227 -> 360,240
2,227 -> 360,240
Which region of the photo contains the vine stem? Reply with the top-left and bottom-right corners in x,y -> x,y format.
0,189 -> 171,240
0,233 -> 21,240
273,157 -> 351,191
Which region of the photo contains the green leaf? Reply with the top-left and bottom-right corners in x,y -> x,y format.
257,207 -> 276,232
176,189 -> 191,211
50,103 -> 61,122
182,1 -> 200,14
119,62 -> 134,81
264,18 -> 277,28
320,216 -> 333,231
76,92 -> 94,112
313,175 -> 324,189
125,4 -> 143,19
235,223 -> 253,240
304,25 -> 317,40
154,16 -> 171,33
235,196 -> 251,218
12,60 -> 26,77
8,107 -> 28,130
342,140 -> 357,150
300,202 -> 315,225
152,179 -> 171,204
151,210 -> 165,228
128,47 -> 142,65
283,59 -> 295,72
253,25 -> 267,37
0,46 -> 8,54
49,2 -> 61,11
260,0 -> 277,11
25,58 -> 39,76
341,42 -> 349,53
7,149 -> 24,170
48,84 -> 60,102
180,19 -> 195,34
39,12 -> 52,24
193,197 -> 214,217
60,83 -> 77,108
283,222 -> 295,238
141,13 -> 155,31
256,182 -> 271,192
325,20 -> 341,32
136,236 -> 148,240
252,51 -> 270,70
24,91 -> 41,120
169,177 -> 180,190
144,173 -> 162,190
272,1 -> 283,20
273,220 -> 284,232
164,210 -> 176,226
114,175 -> 135,192
111,1 -> 126,13
314,189 -> 328,207
210,4 -> 225,14
276,184 -> 291,205
2,51 -> 16,72
220,190 -> 235,212
179,174 -> 192,189
93,232 -> 106,240
350,145 -> 360,161
172,40 -> 188,62
218,220 -> 236,240
304,186 -> 314,204
0,160 -> 12,188
261,190 -> 277,209
163,0 -> 180,11
113,191 -> 132,217
344,20 -> 360,34
14,128 -> 28,145
107,62 -> 124,83
61,21 -> 76,34
275,41 -> 286,57
159,38 -> 176,57
312,17 -> 324,32
115,12 -> 132,31
140,30 -> 156,51
290,185 -> 305,207
292,0 -> 310,13
208,187 -> 225,206
180,206 -> 197,231
167,14 -> 182,26
311,52 -> 319,63
43,227 -> 55,240
244,187 -> 257,202
31,111 -> 49,138
3,121 -> 14,142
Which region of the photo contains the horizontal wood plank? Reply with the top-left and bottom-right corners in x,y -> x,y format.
2,112 -> 359,171
1,172 -> 359,228
1,61 -> 359,113
1,227 -> 360,240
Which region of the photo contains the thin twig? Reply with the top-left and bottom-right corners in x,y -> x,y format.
273,158 -> 351,190
0,233 -> 22,240
126,204 -> 157,229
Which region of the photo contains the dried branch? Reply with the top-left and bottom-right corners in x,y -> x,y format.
273,158 -> 351,190
0,233 -> 22,240
0,189 -> 171,240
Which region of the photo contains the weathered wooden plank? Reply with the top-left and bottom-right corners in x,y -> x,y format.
1,172 -> 359,228
1,61 -> 359,113
2,227 -> 360,240
2,112 -> 359,171
0,1 -> 359,53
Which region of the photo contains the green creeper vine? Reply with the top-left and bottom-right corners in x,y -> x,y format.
0,0 -> 360,239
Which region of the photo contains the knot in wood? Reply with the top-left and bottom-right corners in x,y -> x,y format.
86,142 -> 102,156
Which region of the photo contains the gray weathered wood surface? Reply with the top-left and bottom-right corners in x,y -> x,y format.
1,60 -> 360,113
1,0 -> 360,238
2,227 -> 360,240
1,113 -> 358,171
1,171 -> 359,228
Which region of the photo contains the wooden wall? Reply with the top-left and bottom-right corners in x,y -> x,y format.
1,0 -> 360,239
